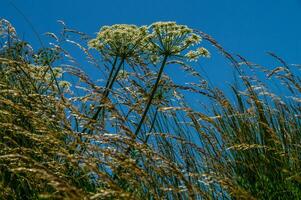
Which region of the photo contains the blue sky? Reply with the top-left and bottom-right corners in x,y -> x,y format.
1,0 -> 301,94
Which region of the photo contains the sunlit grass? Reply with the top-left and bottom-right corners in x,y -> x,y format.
0,19 -> 300,199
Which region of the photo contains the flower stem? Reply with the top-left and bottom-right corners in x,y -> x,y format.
82,57 -> 124,133
134,55 -> 168,136
143,107 -> 158,144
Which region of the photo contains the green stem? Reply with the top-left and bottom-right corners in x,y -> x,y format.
134,55 -> 168,136
82,57 -> 124,133
103,58 -> 125,99
143,107 -> 158,144
105,56 -> 118,89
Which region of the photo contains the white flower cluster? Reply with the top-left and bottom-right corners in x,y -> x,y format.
88,24 -> 148,60
185,47 -> 210,61
89,22 -> 209,63
148,22 -> 200,56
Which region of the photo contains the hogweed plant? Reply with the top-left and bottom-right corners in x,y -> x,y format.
134,22 -> 210,137
86,24 -> 149,131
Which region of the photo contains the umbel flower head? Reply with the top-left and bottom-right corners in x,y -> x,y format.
88,24 -> 148,61
185,47 -> 210,61
147,21 -> 209,62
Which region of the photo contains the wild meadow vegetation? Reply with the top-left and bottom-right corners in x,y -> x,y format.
0,18 -> 300,199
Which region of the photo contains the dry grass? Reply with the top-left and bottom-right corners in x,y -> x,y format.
0,19 -> 300,199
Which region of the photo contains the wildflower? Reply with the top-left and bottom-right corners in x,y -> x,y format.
185,47 -> 210,61
134,22 -> 210,137
88,24 -> 149,61
185,50 -> 199,61
86,25 -> 150,128
147,21 -> 207,61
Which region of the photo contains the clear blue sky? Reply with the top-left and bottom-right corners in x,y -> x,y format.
1,0 -> 301,93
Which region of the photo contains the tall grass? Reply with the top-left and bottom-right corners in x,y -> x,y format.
0,19 -> 300,199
